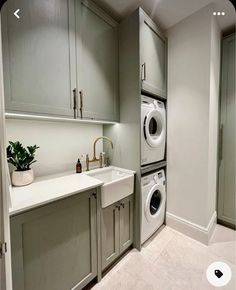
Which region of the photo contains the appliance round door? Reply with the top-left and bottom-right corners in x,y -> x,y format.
145,184 -> 166,222
143,109 -> 165,148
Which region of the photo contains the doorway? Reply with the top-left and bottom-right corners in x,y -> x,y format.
218,33 -> 236,229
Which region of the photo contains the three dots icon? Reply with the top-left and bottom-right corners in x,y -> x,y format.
213,12 -> 225,16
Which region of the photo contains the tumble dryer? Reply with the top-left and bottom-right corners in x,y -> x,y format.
141,169 -> 166,244
141,95 -> 166,166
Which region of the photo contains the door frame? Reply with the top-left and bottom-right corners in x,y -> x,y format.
217,33 -> 236,229
0,13 -> 12,290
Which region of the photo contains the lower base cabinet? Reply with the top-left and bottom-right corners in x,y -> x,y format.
101,195 -> 133,270
10,189 -> 98,290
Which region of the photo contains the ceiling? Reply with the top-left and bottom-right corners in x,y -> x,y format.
94,0 -> 235,32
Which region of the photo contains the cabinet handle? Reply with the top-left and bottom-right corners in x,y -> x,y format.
73,88 -> 77,119
120,202 -> 124,208
92,193 -> 97,199
79,90 -> 83,119
116,205 -> 120,211
141,62 -> 146,81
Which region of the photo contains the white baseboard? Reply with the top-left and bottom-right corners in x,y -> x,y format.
166,211 -> 217,245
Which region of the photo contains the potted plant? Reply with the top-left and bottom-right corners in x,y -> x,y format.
7,141 -> 39,186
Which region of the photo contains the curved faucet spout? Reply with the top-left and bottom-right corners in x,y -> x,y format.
93,136 -> 113,161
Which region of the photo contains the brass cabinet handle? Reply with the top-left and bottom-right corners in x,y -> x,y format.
79,90 -> 83,119
141,62 -> 146,81
73,88 -> 77,119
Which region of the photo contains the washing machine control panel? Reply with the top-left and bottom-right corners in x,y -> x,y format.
142,170 -> 166,187
153,170 -> 165,185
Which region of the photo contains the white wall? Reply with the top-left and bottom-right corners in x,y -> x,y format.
208,16 -> 221,222
167,4 -> 221,241
6,119 -> 103,177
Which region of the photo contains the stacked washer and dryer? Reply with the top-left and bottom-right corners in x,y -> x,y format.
141,95 -> 167,244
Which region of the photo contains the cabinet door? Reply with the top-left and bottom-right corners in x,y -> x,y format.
119,195 -> 133,254
76,0 -> 119,121
1,0 -> 76,117
10,190 -> 97,290
140,10 -> 167,99
101,203 -> 119,270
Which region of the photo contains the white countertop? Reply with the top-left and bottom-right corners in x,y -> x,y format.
9,172 -> 104,216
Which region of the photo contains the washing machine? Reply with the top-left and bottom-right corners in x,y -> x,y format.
141,169 -> 166,244
141,95 -> 166,166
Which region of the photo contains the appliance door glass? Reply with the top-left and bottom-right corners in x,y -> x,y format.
144,109 -> 164,148
145,184 -> 165,221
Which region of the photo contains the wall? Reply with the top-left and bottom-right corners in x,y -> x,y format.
6,119 -> 103,177
208,16 -> 221,222
167,5 -> 221,243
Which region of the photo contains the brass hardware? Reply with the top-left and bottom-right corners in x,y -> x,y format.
73,88 -> 77,119
99,152 -> 103,168
86,136 -> 113,171
142,62 -> 146,81
86,154 -> 89,171
93,137 -> 113,161
79,90 -> 83,119
0,242 -> 7,258
116,205 -> 120,211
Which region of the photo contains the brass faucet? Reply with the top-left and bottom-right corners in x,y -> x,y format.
86,136 -> 113,171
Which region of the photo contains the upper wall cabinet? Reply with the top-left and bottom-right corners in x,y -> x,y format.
1,0 -> 119,122
75,1 -> 119,121
140,10 -> 167,99
1,0 -> 76,117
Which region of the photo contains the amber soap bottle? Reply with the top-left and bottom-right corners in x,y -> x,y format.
76,158 -> 82,173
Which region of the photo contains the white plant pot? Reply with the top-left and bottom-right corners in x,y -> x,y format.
12,169 -> 34,187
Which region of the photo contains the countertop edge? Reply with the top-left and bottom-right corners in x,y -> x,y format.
9,182 -> 103,216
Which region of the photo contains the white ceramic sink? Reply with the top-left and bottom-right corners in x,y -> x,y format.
86,166 -> 135,208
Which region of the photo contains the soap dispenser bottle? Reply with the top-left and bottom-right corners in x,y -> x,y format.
76,158 -> 82,173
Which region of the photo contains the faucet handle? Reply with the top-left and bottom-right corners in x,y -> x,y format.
105,156 -> 110,167
86,154 -> 89,171
99,152 -> 103,168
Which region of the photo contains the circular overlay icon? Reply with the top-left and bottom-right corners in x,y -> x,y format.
206,262 -> 232,287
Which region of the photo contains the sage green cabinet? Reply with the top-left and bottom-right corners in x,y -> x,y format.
101,200 -> 120,270
10,190 -> 98,290
75,0 -> 119,121
101,195 -> 133,270
140,9 -> 167,99
119,195 -> 134,254
2,0 -> 119,122
1,0 -> 76,117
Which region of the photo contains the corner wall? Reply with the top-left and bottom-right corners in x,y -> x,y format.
166,5 -> 221,243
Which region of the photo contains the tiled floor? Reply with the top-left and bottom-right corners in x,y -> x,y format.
92,225 -> 236,290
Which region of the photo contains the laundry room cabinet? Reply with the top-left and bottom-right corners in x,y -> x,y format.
101,195 -> 133,270
140,9 -> 167,99
75,0 -> 119,121
10,189 -> 98,290
103,7 -> 167,251
1,0 -> 76,117
1,0 -> 119,122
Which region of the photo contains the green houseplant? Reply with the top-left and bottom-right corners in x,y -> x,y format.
7,141 -> 39,186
